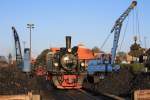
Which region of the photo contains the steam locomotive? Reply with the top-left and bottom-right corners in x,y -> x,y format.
46,36 -> 86,89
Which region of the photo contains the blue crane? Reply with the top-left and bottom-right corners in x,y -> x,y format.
87,1 -> 138,79
111,1 -> 137,64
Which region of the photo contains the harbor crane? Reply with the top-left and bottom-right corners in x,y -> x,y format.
111,1 -> 137,64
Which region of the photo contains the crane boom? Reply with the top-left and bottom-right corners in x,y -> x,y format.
12,26 -> 23,67
111,1 -> 137,64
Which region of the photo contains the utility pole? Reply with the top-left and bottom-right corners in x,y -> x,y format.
23,41 -> 26,50
27,24 -> 34,62
144,36 -> 147,49
22,41 -> 26,56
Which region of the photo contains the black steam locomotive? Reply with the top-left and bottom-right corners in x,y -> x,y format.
46,36 -> 86,89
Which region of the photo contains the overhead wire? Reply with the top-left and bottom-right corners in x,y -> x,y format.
135,6 -> 142,45
132,7 -> 135,39
118,16 -> 129,52
118,5 -> 141,52
100,32 -> 112,51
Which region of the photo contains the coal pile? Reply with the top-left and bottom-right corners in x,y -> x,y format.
131,72 -> 150,91
97,67 -> 134,96
84,66 -> 150,97
0,67 -> 40,95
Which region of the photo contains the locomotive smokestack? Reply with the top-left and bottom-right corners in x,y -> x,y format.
66,36 -> 71,50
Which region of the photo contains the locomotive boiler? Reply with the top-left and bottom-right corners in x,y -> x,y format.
46,36 -> 86,89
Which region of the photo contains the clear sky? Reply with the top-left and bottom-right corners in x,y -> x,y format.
0,0 -> 149,57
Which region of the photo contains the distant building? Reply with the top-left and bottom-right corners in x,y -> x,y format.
76,45 -> 94,60
31,58 -> 36,65
124,54 -> 133,64
0,56 -> 8,67
93,51 -> 105,58
50,48 -> 60,53
0,56 -> 7,62
49,45 -> 94,60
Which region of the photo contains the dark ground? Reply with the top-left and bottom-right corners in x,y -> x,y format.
0,66 -> 105,100
83,66 -> 150,99
0,66 -> 40,95
0,66 -> 150,100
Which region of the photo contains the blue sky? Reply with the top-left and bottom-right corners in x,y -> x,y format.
0,0 -> 149,57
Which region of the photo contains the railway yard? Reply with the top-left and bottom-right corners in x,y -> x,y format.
0,66 -> 122,100
0,0 -> 150,100
0,65 -> 150,100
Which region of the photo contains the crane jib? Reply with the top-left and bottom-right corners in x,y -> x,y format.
111,1 -> 137,64
12,26 -> 23,68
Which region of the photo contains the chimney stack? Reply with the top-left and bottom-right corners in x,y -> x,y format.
66,36 -> 71,50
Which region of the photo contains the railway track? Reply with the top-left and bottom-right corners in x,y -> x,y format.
40,88 -> 125,100
63,89 -> 100,100
40,89 -> 99,100
77,89 -> 125,100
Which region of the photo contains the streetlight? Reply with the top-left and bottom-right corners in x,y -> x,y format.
27,24 -> 34,62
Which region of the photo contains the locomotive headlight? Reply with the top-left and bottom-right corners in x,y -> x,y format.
54,62 -> 58,67
63,56 -> 69,61
81,62 -> 85,67
67,48 -> 72,53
